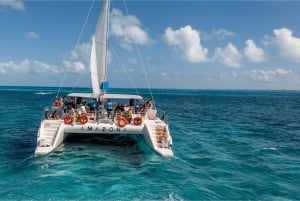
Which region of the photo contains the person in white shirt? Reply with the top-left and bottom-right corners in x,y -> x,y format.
78,103 -> 87,115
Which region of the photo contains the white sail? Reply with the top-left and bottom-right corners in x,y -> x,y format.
90,0 -> 110,96
90,36 -> 99,96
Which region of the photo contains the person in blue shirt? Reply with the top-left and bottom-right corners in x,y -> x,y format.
90,99 -> 97,111
88,99 -> 97,116
134,104 -> 140,113
106,99 -> 113,118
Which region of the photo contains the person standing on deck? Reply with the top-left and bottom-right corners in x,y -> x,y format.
78,103 -> 87,115
89,99 -> 97,113
134,104 -> 140,113
44,109 -> 50,119
106,99 -> 113,118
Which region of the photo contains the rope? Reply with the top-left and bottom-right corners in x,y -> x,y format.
56,0 -> 96,97
110,44 -> 140,96
122,0 -> 155,107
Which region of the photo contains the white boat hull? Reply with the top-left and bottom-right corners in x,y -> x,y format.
35,117 -> 173,157
64,123 -> 144,135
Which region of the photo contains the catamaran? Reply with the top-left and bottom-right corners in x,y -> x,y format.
35,0 -> 173,157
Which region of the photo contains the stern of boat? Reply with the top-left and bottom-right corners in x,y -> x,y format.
35,119 -> 65,155
143,110 -> 173,157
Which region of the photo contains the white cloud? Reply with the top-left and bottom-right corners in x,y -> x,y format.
214,43 -> 242,68
275,68 -> 290,75
70,42 -> 91,63
25,31 -> 39,39
245,68 -> 294,82
201,28 -> 235,41
168,68 -> 299,89
212,28 -> 235,39
63,41 -> 112,74
110,8 -> 152,51
63,61 -> 85,73
127,58 -> 137,65
161,72 -> 167,77
0,49 -> 88,76
163,25 -> 209,63
60,42 -> 91,74
244,39 -> 266,62
265,28 -> 300,63
0,59 -> 60,75
0,0 -> 24,10
0,41 -> 91,77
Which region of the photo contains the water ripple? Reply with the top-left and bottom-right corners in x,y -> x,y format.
1,88 -> 300,200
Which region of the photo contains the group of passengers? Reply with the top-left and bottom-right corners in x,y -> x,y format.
44,109 -> 58,120
45,96 -> 154,123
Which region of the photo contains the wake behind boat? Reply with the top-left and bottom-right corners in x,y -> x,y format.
35,0 -> 173,157
35,91 -> 53,95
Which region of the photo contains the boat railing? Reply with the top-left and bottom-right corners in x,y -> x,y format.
156,109 -> 167,123
45,103 -> 168,125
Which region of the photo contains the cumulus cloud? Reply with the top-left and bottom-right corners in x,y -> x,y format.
163,25 -> 209,63
214,43 -> 242,68
63,60 -> 85,73
0,0 -> 24,10
265,28 -> 300,63
0,58 -> 88,75
70,42 -> 91,63
244,39 -> 266,62
25,31 -> 39,39
110,8 -> 152,51
0,59 -> 60,75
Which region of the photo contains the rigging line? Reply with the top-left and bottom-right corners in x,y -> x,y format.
105,0 -> 110,83
70,72 -> 87,94
122,0 -> 155,107
110,44 -> 140,96
56,0 -> 96,97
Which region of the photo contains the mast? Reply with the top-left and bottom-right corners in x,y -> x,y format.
90,0 -> 110,96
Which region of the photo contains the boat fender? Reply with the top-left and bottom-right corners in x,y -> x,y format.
64,115 -> 73,125
133,117 -> 142,126
79,115 -> 88,125
118,116 -> 127,128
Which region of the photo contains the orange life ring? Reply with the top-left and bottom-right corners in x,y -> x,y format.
64,115 -> 73,125
79,115 -> 88,125
118,116 -> 127,128
133,117 -> 142,126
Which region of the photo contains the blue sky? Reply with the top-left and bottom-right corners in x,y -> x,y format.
1,0 -> 300,90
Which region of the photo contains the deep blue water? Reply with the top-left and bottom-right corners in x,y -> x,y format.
0,86 -> 300,200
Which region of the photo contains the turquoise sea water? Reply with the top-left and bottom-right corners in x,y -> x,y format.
0,86 -> 299,200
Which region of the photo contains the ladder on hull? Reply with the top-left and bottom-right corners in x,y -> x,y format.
144,119 -> 173,157
35,120 -> 64,155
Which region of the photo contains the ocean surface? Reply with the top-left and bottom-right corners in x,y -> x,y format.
0,86 -> 299,200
